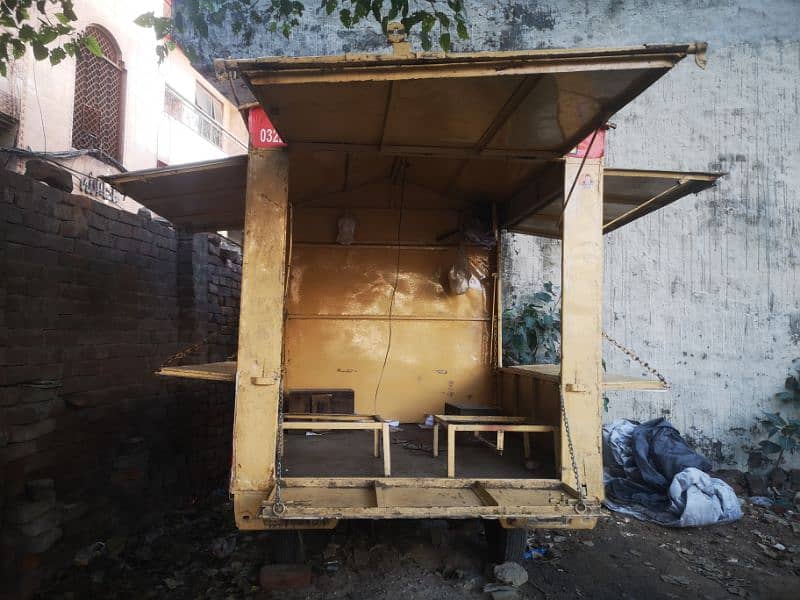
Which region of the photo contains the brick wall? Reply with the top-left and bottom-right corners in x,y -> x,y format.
0,169 -> 241,597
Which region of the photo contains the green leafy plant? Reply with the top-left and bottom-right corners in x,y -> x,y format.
759,411 -> 800,468
774,359 -> 800,404
0,0 -> 102,75
502,282 -> 561,366
146,0 -> 469,61
1,1 -> 470,76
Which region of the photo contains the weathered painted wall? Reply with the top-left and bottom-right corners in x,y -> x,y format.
182,0 -> 800,468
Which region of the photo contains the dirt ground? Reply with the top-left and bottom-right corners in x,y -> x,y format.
37,491 -> 800,600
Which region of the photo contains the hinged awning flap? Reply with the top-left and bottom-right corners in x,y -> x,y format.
103,155 -> 247,232
225,44 -> 701,161
502,168 -> 722,237
106,157 -> 720,235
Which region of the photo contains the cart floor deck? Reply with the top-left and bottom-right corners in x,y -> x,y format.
281,426 -> 555,479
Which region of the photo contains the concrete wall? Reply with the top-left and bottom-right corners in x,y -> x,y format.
183,0 -> 800,469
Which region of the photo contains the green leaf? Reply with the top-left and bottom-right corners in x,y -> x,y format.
439,32 -> 450,52
18,24 -> 36,42
0,62 -> 6,77
83,35 -> 102,57
775,391 -> 795,402
194,18 -> 209,37
31,42 -> 48,61
49,47 -> 66,65
339,8 -> 352,27
55,12 -> 72,25
759,439 -> 783,455
134,12 -> 155,28
456,20 -> 468,39
325,0 -> 337,15
38,27 -> 59,45
11,39 -> 25,59
762,411 -> 787,426
421,14 -> 435,34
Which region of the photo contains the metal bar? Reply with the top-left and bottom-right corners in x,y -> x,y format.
474,76 -> 542,151
287,315 -> 491,322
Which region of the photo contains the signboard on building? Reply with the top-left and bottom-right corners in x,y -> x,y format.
80,176 -> 122,204
248,107 -> 286,148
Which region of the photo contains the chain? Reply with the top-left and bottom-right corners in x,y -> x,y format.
559,391 -> 587,513
160,331 -> 220,368
602,331 -> 669,388
271,382 -> 287,517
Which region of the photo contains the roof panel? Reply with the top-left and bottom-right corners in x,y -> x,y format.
227,44 -> 702,161
381,76 -> 524,148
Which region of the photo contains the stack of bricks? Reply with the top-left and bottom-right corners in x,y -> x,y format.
206,235 -> 242,362
0,167 -> 240,597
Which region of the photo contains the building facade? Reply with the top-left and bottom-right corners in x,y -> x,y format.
0,0 -> 247,211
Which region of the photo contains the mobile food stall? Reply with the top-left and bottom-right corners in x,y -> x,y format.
106,35 -> 721,559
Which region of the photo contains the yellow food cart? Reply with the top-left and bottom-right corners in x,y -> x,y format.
107,36 -> 720,559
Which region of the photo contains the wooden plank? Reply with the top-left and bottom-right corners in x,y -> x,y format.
281,421 -> 383,430
157,361 -> 236,382
231,149 -> 289,526
280,477 -> 563,489
449,424 -> 557,433
373,482 -> 388,508
560,156 -> 604,502
283,413 -> 379,421
498,364 -> 667,391
382,423 -> 391,477
447,426 -> 456,478
434,415 -> 526,423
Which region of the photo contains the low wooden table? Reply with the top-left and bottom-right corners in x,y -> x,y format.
282,413 -> 392,476
432,415 -> 558,478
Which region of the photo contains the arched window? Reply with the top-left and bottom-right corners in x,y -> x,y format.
72,25 -> 125,162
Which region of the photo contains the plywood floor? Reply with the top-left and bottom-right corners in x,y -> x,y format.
281,426 -> 556,479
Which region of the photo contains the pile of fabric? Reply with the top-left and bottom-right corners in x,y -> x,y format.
603,418 -> 742,527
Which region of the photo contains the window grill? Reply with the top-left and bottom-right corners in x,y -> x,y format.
72,25 -> 124,162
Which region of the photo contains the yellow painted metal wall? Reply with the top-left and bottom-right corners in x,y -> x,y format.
285,181 -> 495,422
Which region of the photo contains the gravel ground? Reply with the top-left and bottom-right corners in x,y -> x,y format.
38,494 -> 800,600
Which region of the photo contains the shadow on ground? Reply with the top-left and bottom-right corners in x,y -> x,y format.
38,494 -> 799,599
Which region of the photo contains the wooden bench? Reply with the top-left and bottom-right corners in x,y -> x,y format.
432,415 -> 558,478
282,413 -> 392,476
